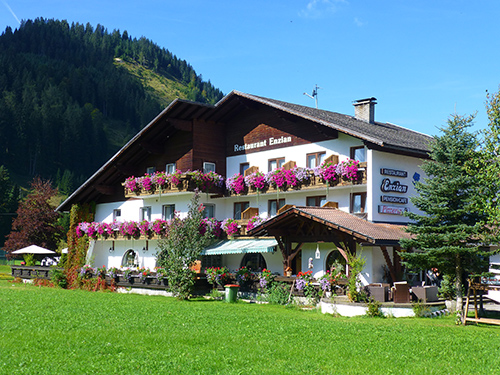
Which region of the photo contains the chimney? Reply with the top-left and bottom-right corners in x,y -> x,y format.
353,97 -> 377,124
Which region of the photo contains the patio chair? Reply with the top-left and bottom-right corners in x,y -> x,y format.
412,285 -> 439,302
366,283 -> 390,302
392,281 -> 411,303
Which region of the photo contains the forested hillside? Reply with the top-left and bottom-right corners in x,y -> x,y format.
0,18 -> 224,193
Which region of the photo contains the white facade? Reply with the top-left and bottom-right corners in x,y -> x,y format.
84,133 -> 425,285
61,92 -> 431,285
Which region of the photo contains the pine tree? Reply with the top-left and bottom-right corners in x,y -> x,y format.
400,114 -> 488,310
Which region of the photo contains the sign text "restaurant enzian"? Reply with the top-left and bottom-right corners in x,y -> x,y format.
234,136 -> 292,152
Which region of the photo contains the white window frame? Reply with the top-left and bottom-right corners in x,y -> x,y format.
166,163 -> 176,174
113,209 -> 122,222
203,162 -> 216,173
203,204 -> 215,218
140,206 -> 152,221
146,166 -> 156,175
162,204 -> 175,220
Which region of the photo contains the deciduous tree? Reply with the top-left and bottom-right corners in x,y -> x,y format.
4,177 -> 63,255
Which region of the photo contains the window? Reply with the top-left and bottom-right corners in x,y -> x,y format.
113,209 -> 122,222
201,255 -> 222,270
146,166 -> 156,174
240,162 -> 250,175
162,204 -> 175,220
122,250 -> 138,268
240,253 -> 267,272
203,162 -> 216,173
306,196 -> 327,207
234,202 -> 250,220
268,157 -> 285,172
350,192 -> 367,214
140,206 -> 152,221
166,163 -> 176,174
203,204 -> 215,218
350,146 -> 366,163
268,199 -> 285,217
325,250 -> 347,274
306,152 -> 326,168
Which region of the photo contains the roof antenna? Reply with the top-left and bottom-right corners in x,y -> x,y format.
303,84 -> 321,109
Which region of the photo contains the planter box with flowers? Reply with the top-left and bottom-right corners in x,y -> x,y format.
123,170 -> 225,197
226,160 -> 366,198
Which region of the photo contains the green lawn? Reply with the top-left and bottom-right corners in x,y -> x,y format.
1,281 -> 499,375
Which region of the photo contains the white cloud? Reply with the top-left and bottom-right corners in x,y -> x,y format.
354,17 -> 364,27
299,0 -> 346,19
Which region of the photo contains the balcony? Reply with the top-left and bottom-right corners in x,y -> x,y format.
123,159 -> 367,199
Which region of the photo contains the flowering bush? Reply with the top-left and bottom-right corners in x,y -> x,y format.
187,170 -> 224,192
137,267 -> 151,282
295,270 -> 313,291
336,159 -> 359,181
199,217 -> 223,238
318,272 -> 333,294
258,268 -> 275,290
221,218 -> 239,236
265,167 -> 313,190
246,215 -> 265,231
295,270 -> 317,302
235,267 -> 252,284
79,265 -> 94,280
318,161 -> 337,185
265,168 -> 287,189
139,220 -> 152,237
151,218 -> 170,236
226,173 -> 246,195
318,158 -> 359,185
244,171 -> 267,191
205,266 -> 230,287
122,268 -> 133,282
107,267 -> 119,279
119,221 -> 140,239
124,176 -> 140,193
155,267 -> 168,283
95,265 -> 107,279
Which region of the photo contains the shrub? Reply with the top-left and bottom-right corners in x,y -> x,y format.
266,282 -> 292,305
50,267 -> 68,288
366,298 -> 384,318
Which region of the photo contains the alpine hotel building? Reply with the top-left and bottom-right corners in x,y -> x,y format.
57,91 -> 433,286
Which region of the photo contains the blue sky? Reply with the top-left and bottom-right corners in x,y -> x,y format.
1,0 -> 499,136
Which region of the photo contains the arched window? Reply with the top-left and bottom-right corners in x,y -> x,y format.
325,250 -> 347,274
240,253 -> 267,272
122,249 -> 138,268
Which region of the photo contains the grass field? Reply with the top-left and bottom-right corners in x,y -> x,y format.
1,279 -> 499,374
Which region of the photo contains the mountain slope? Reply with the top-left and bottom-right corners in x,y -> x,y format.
0,18 -> 224,191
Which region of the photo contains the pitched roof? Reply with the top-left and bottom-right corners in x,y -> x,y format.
57,91 -> 432,211
227,91 -> 432,154
248,206 -> 411,245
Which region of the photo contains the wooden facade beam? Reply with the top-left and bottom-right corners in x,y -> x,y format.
168,118 -> 192,131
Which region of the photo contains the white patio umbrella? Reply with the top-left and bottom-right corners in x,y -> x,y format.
11,245 -> 56,255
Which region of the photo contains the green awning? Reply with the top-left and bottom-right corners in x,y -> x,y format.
201,239 -> 277,256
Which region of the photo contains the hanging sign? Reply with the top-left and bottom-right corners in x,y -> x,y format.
380,168 -> 408,178
380,178 -> 408,194
381,195 -> 408,204
378,205 -> 408,215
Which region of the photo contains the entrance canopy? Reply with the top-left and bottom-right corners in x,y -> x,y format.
201,238 -> 277,256
248,206 -> 410,245
247,206 -> 410,279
